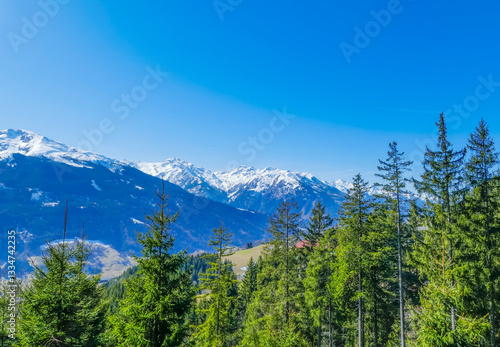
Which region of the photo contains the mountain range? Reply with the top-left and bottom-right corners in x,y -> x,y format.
0,129 -> 351,277
131,159 -> 348,217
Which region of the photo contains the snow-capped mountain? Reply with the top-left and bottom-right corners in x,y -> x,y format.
0,129 -> 124,171
132,158 -> 347,216
0,130 -> 268,274
131,159 -> 227,202
0,129 -> 361,274
216,166 -> 346,215
0,129 -> 354,217
1,130 -> 350,217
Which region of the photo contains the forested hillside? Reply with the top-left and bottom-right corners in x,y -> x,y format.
2,114 -> 500,346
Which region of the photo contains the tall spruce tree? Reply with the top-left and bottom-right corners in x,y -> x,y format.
194,223 -> 238,347
303,202 -> 335,346
305,226 -> 338,347
240,200 -> 308,346
237,256 -> 258,340
303,201 -> 333,250
365,200 -> 401,347
240,257 -> 258,308
411,235 -> 488,346
416,113 -> 466,330
376,141 -> 413,347
267,200 -> 303,328
463,119 -> 500,346
111,184 -> 195,347
334,174 -> 371,347
18,203 -> 106,346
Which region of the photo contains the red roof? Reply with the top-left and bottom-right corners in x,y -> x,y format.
295,240 -> 319,249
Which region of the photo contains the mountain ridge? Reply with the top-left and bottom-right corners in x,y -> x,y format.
1,129 -> 350,216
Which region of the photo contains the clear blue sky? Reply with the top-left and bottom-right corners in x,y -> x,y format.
1,1 -> 500,182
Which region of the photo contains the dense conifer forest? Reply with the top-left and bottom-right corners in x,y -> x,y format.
2,114 -> 500,346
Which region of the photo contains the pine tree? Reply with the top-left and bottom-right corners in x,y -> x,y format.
17,203 -> 106,346
365,200 -> 400,347
111,183 -> 195,347
416,113 -> 466,330
240,257 -> 258,308
305,226 -> 339,347
303,202 -> 335,346
462,119 -> 500,346
334,174 -> 372,347
267,200 -> 303,328
194,223 -> 239,347
376,141 -> 413,347
240,200 -> 308,346
411,236 -> 488,346
303,201 -> 333,250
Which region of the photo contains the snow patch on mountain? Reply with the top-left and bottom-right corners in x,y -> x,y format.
131,218 -> 146,225
43,201 -> 60,207
91,180 -> 102,191
30,190 -> 43,201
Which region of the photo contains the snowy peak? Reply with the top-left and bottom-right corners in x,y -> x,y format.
0,129 -> 61,157
331,179 -> 353,194
217,166 -> 309,193
132,158 -> 346,214
0,129 -> 123,170
131,158 -> 226,201
133,158 -> 222,187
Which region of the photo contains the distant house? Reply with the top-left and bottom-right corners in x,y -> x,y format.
295,240 -> 319,249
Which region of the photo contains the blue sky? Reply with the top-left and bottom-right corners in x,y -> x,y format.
1,1 -> 500,182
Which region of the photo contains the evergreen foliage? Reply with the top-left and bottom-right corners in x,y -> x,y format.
461,119 -> 500,346
240,200 -> 310,346
376,141 -> 413,347
10,115 -> 500,346
109,183 -> 195,347
193,223 -> 239,347
17,203 -> 106,346
303,201 -> 334,250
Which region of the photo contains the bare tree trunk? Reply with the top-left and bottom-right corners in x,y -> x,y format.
396,190 -> 406,347
373,295 -> 379,347
485,178 -> 496,347
445,180 -> 456,331
358,271 -> 364,347
285,211 -> 290,326
490,284 -> 496,347
329,299 -> 333,347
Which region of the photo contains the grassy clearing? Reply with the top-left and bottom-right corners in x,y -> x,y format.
225,245 -> 266,276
